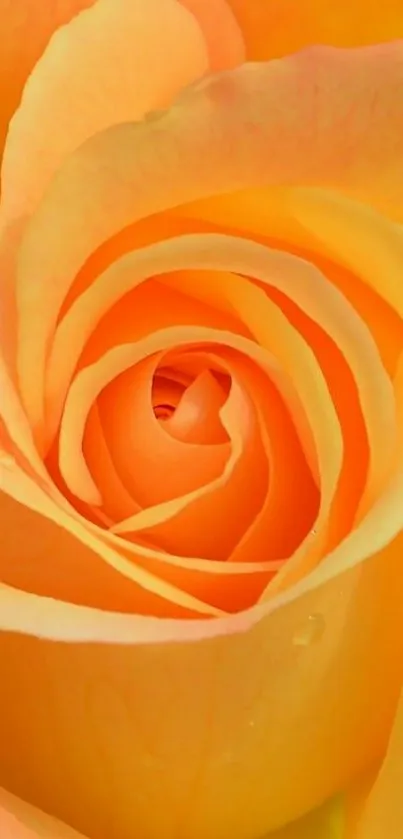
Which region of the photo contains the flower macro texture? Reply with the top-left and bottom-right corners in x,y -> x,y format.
1,1 -> 403,838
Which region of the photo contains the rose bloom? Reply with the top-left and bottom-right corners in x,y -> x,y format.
1,0 -> 403,837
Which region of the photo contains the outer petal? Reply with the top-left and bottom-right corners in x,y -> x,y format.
0,0 -> 95,157
0,787 -> 87,838
0,0 -> 209,223
227,0 -> 403,60
0,507 -> 403,837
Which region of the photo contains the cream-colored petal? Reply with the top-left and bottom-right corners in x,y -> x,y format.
0,0 -> 94,158
0,0 -> 208,223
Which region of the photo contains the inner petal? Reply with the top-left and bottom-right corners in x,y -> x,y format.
111,366 -> 268,560
82,402 -> 142,523
60,325 -> 328,560
265,285 -> 369,553
98,353 -> 230,507
57,324 -> 318,514
164,368 -> 230,444
152,372 -> 186,420
45,273 -> 251,448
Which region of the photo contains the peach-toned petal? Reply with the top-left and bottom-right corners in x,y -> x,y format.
179,0 -> 245,70
0,535 -> 402,838
45,266 -> 250,445
0,459 -> 223,618
0,453 -> 282,616
229,359 -> 319,562
118,342 -> 317,562
59,213 -> 228,315
114,549 -> 280,614
96,357 -> 258,561
0,0 -> 208,225
265,287 -> 369,554
0,0 -> 95,157
15,45 -> 403,438
163,268 -> 341,542
0,353 -> 46,481
82,403 -> 141,522
226,0 -> 403,60
354,688 -> 403,839
288,189 -> 403,322
43,439 -> 114,531
135,346 -> 318,561
0,786 -> 88,838
57,315 -> 336,516
177,187 -> 403,375
57,328 -> 269,558
263,335 -> 397,598
51,230 -> 393,565
0,332 -> 281,612
97,356 -> 231,509
166,369 -> 229,443
58,333 -> 228,507
109,372 -> 265,560
60,321 -> 320,568
261,461 -> 403,604
46,234 -> 346,478
78,272 -> 250,376
159,235 -> 393,515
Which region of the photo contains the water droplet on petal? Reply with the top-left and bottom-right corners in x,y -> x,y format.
293,613 -> 325,647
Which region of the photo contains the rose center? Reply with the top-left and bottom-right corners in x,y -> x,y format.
151,360 -> 230,445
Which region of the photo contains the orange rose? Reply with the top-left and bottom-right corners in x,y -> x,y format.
1,1 -> 403,838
